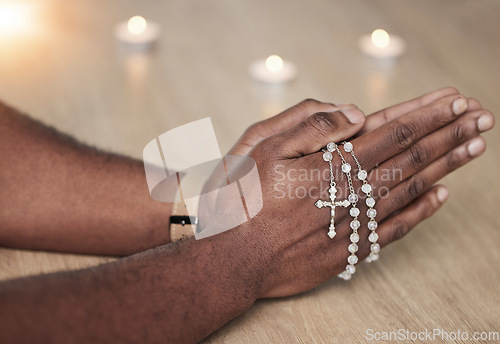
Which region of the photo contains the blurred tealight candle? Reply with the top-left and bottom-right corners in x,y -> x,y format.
115,15 -> 160,50
358,29 -> 406,59
249,55 -> 297,83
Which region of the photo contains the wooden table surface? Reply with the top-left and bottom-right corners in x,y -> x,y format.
0,1 -> 499,343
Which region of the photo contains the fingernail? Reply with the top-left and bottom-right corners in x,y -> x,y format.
467,137 -> 485,156
342,108 -> 365,124
437,187 -> 449,203
477,114 -> 494,132
452,97 -> 468,115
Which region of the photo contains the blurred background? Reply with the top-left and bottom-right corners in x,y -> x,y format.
0,0 -> 498,157
0,1 -> 499,342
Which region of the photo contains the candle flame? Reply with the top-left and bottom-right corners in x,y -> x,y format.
265,55 -> 284,73
127,16 -> 147,35
371,29 -> 390,48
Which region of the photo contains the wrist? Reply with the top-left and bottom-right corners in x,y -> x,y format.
169,197 -> 199,242
203,219 -> 273,302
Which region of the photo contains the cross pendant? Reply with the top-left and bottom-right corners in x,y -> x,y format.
315,185 -> 350,239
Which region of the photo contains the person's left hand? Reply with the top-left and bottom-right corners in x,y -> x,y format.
227,101 -> 357,156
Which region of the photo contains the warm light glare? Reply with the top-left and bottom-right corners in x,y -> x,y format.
265,55 -> 284,73
371,29 -> 390,48
127,16 -> 147,35
0,3 -> 33,35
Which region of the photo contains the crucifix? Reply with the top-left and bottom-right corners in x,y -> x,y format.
315,184 -> 350,238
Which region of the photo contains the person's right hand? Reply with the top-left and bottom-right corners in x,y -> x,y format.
206,90 -> 494,299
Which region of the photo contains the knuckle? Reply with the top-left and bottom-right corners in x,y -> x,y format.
420,196 -> 438,218
245,121 -> 263,136
378,186 -> 390,199
451,123 -> 467,144
390,220 -> 408,242
381,109 -> 390,123
446,147 -> 465,171
408,143 -> 431,169
390,189 -> 404,210
298,98 -> 322,112
390,120 -> 418,149
431,108 -> 451,127
305,112 -> 337,137
416,97 -> 425,108
406,175 -> 426,200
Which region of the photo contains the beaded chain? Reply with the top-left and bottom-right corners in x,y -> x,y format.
315,141 -> 379,280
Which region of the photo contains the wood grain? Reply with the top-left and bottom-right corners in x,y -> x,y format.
0,0 -> 498,343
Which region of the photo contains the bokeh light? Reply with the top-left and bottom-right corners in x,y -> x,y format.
265,55 -> 284,73
371,29 -> 390,48
127,16 -> 147,35
0,2 -> 34,35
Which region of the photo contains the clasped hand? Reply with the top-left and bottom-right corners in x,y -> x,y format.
202,87 -> 492,299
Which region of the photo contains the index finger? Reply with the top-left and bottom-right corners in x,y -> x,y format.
352,94 -> 468,170
358,87 -> 460,135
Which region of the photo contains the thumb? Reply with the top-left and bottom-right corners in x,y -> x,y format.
228,101 -> 356,156
255,101 -> 358,138
276,108 -> 365,158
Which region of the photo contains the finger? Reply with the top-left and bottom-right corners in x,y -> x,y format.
370,109 -> 494,193
360,95 -> 483,138
468,98 -> 483,111
353,94 -> 469,170
257,99 -> 357,137
376,185 -> 448,247
358,87 -> 460,135
248,100 -> 357,141
374,136 -> 486,221
273,108 -> 366,158
228,99 -> 356,156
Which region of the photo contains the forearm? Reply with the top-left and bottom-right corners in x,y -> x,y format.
0,102 -> 171,255
0,230 -> 261,343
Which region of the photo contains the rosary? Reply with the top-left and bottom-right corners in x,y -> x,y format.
315,141 -> 379,280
